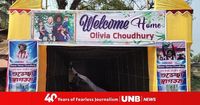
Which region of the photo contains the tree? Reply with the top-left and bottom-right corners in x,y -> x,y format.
70,0 -> 82,9
56,0 -> 81,10
0,0 -> 10,31
78,0 -> 133,10
56,0 -> 151,10
56,0 -> 67,9
191,53 -> 200,63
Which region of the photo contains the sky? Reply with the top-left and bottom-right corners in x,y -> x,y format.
191,0 -> 200,55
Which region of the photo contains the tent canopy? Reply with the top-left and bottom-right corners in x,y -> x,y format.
10,0 -> 192,10
155,0 -> 192,10
7,0 -> 193,92
10,0 -> 42,9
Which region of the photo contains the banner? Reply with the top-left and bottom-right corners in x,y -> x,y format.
0,92 -> 200,105
156,41 -> 187,92
32,10 -> 165,46
76,11 -> 166,45
7,41 -> 38,92
32,11 -> 75,44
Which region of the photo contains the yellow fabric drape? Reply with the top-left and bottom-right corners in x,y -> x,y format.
8,13 -> 31,40
38,46 -> 47,92
8,0 -> 42,39
148,47 -> 158,91
166,13 -> 192,91
149,0 -> 193,91
8,0 -> 45,91
166,12 -> 192,44
10,0 -> 42,9
154,0 -> 191,10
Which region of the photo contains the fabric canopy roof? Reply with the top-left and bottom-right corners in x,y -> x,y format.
10,0 -> 192,10
10,0 -> 42,9
155,0 -> 192,10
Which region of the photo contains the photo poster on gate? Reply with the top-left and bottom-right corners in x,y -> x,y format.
31,10 -> 166,46
156,41 -> 187,92
31,11 -> 75,44
6,41 -> 38,92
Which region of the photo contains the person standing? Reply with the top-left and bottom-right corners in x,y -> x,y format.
53,14 -> 63,41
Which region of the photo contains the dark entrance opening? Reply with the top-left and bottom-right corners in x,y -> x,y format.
46,46 -> 149,91
0,68 -> 6,91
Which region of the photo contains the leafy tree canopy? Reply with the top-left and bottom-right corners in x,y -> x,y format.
192,53 -> 200,63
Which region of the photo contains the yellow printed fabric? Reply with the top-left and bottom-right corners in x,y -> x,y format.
10,0 -> 42,9
149,0 -> 193,91
8,0 -> 42,39
148,47 -> 158,91
8,13 -> 31,40
155,0 -> 193,43
154,0 -> 191,10
38,46 -> 47,92
166,12 -> 192,44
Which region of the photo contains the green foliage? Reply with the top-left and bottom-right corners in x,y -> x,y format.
192,73 -> 200,91
0,12 -> 8,30
102,40 -> 113,44
0,0 -> 10,14
133,40 -> 142,44
191,53 -> 200,63
101,0 -> 133,10
155,32 -> 165,41
78,0 -> 134,10
0,0 -> 10,30
190,50 -> 194,58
